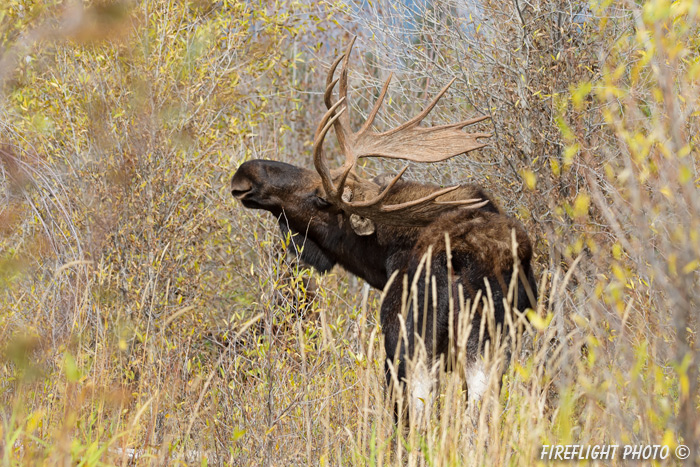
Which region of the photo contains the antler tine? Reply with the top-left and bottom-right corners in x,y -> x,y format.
456,114 -> 491,129
348,176 -> 489,216
324,57 -> 344,108
387,78 -> 457,134
313,98 -> 347,197
335,38 -> 355,131
314,98 -> 346,147
424,117 -> 491,133
321,77 -> 340,130
337,38 -> 355,106
435,198 -> 489,207
348,165 -> 409,208
380,190 -> 488,214
321,39 -> 355,157
359,73 -> 392,135
379,185 -> 461,212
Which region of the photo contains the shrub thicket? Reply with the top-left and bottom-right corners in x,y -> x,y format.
0,0 -> 698,464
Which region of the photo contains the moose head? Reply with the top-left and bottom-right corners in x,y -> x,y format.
232,38 -> 537,424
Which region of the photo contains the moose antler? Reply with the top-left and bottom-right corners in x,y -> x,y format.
313,37 -> 492,227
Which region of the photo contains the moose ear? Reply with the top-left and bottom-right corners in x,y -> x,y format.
341,186 -> 376,236
350,214 -> 375,236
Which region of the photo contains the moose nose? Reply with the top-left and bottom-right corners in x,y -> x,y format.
231,177 -> 253,199
231,187 -> 251,199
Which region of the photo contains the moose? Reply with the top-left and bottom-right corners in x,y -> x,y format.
231,39 -> 537,423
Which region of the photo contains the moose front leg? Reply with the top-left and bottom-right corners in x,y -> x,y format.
381,258 -> 449,427
383,344 -> 440,427
382,300 -> 419,426
383,355 -> 407,425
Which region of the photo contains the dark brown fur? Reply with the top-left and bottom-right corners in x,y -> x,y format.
232,159 -> 537,420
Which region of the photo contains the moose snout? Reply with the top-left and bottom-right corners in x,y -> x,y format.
231,176 -> 253,199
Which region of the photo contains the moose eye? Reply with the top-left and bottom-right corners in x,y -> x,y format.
314,195 -> 332,209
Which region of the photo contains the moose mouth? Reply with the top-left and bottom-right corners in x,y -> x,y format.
232,188 -> 267,210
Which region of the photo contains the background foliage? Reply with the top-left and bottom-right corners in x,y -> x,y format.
0,0 -> 698,464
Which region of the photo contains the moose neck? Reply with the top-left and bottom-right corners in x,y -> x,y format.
281,210 -> 395,290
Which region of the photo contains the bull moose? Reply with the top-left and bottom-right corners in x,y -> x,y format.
231,38 -> 537,423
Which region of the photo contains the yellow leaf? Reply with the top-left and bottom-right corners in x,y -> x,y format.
232,428 -> 246,442
662,430 -> 676,449
612,243 -> 622,260
660,186 -> 674,200
679,165 -> 692,183
27,410 -> 44,433
63,352 -> 80,383
563,144 -> 579,164
682,259 -> 699,274
522,169 -> 537,190
573,193 -> 590,218
571,81 -> 592,109
527,311 -> 553,331
550,158 -> 560,176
